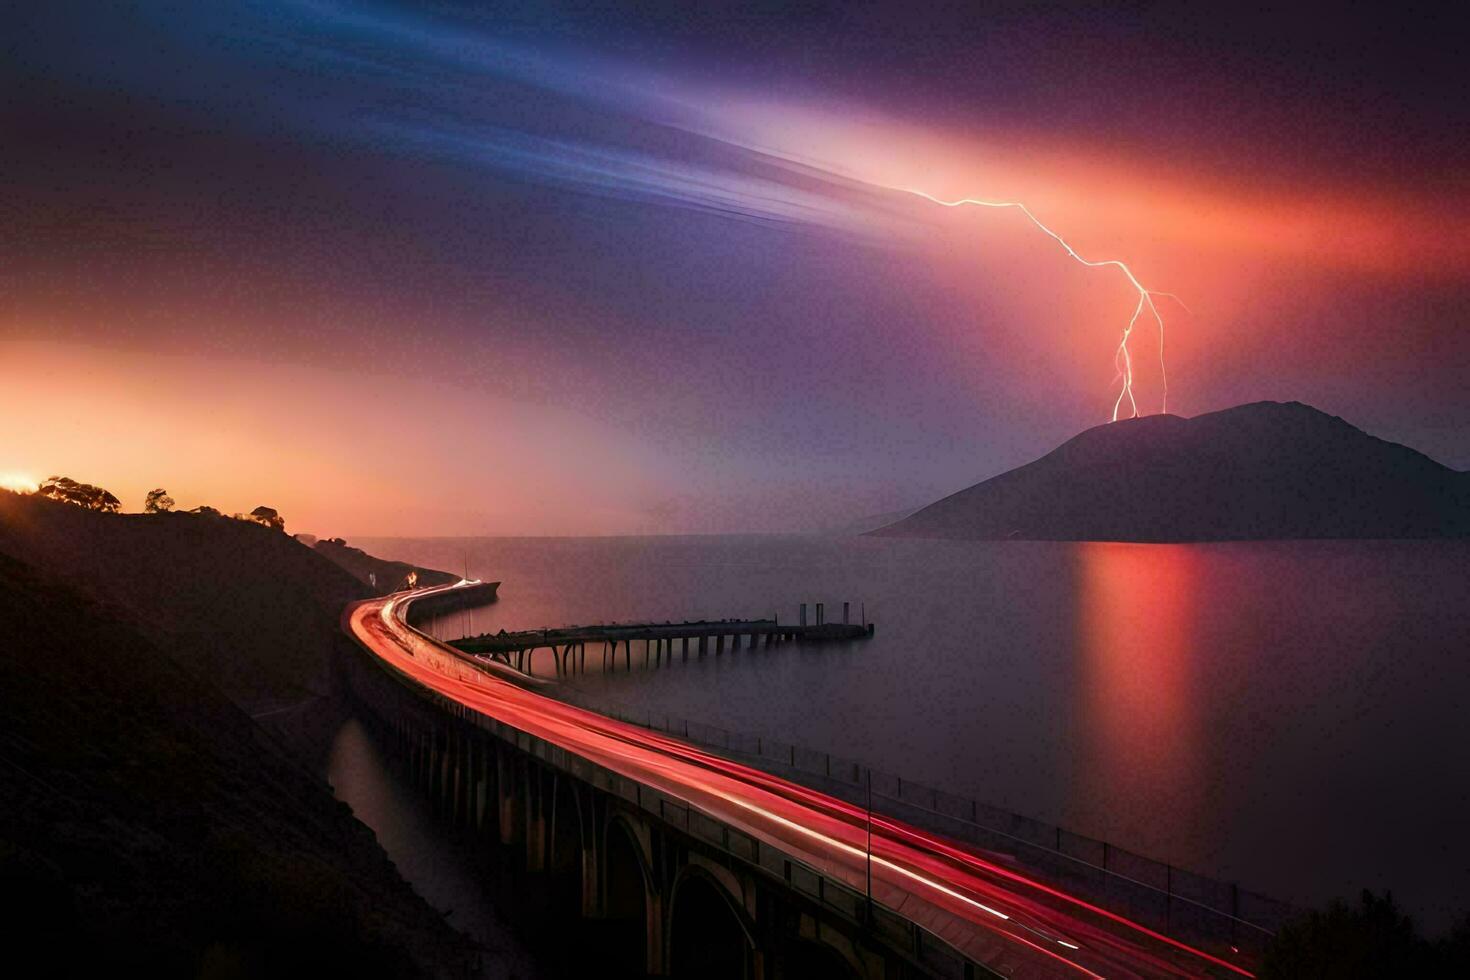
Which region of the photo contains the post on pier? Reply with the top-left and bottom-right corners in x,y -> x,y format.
525,763 -> 546,872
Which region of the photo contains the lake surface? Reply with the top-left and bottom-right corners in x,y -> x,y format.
353,534 -> 1470,930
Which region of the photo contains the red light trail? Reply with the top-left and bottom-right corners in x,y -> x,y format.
349,582 -> 1257,977
901,188 -> 1186,421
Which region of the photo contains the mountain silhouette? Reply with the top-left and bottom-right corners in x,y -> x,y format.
871,401 -> 1470,541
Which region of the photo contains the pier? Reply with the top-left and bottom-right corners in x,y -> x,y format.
450,602 -> 874,677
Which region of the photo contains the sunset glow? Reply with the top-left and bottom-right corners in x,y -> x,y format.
5,5 -> 1467,976
4,1 -> 1466,533
0,473 -> 40,494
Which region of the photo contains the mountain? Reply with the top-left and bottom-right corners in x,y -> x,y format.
813,506 -> 921,536
871,401 -> 1470,541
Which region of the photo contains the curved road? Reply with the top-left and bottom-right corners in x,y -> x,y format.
346,581 -> 1254,979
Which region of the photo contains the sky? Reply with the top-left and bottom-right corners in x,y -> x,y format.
3,1 -> 1467,535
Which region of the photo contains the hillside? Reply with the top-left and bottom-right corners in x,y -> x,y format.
0,491 -> 369,710
314,537 -> 460,592
0,550 -> 473,976
873,401 -> 1470,541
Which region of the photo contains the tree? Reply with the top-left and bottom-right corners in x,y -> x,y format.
188,505 -> 222,517
35,476 -> 121,513
245,505 -> 285,532
1261,891 -> 1429,978
144,488 -> 175,513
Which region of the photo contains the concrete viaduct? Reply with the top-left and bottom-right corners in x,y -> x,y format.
341,636 -> 993,979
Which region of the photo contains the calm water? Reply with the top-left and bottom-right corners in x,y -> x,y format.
350,534 -> 1470,930
326,718 -> 549,978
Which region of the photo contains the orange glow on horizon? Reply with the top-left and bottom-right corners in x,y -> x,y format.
0,339 -> 662,537
0,473 -> 40,494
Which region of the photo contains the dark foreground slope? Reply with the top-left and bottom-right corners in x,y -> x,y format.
0,551 -> 473,976
874,401 -> 1470,541
0,492 -> 366,709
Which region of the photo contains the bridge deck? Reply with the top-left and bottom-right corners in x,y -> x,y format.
450,616 -> 873,676
347,582 -> 1263,977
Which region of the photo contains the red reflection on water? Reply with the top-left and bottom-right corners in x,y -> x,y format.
1075,543 -> 1203,839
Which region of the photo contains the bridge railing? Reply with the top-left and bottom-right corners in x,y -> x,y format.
556,691 -> 1292,963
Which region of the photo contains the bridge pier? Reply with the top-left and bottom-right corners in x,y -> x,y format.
525,762 -> 546,872
497,750 -> 521,847
449,728 -> 463,821
437,729 -> 451,809
474,737 -> 489,829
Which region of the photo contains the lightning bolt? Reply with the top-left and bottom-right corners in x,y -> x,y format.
900,188 -> 1183,421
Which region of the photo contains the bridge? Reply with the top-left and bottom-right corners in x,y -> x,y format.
342,580 -> 1264,978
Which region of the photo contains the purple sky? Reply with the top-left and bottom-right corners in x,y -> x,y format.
3,2 -> 1467,534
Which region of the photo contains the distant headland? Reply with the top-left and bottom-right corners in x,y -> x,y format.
872,401 -> 1470,541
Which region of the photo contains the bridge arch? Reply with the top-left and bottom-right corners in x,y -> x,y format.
603,812 -> 659,973
667,863 -> 756,979
548,775 -> 583,875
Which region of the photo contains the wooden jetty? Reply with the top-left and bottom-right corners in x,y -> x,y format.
450,611 -> 874,677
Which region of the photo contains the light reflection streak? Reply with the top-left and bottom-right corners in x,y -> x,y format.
1076,544 -> 1202,844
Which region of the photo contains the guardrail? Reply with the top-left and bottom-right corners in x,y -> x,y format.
555,689 -> 1292,962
